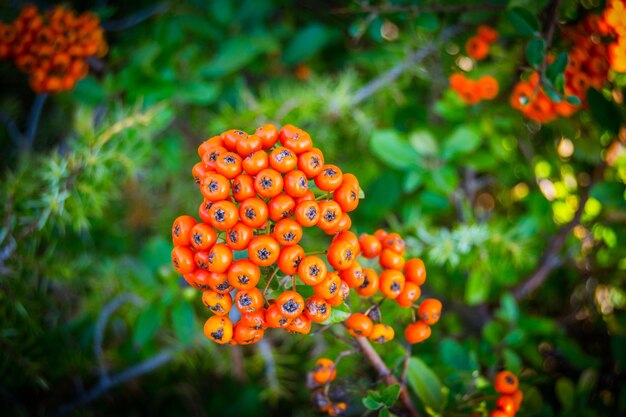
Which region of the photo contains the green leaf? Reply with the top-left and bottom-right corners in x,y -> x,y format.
415,13 -> 439,31
283,24 -> 338,64
363,393 -> 383,410
525,38 -> 545,67
202,36 -> 276,78
503,348 -> 522,374
406,357 -> 444,411
556,377 -> 575,410
133,304 -> 162,347
440,126 -> 481,160
496,293 -> 519,323
321,303 -> 351,324
429,166 -> 459,195
177,81 -> 220,105
587,88 -> 621,134
507,7 -> 540,36
409,130 -> 438,156
546,52 -> 568,82
381,384 -> 401,407
72,77 -> 106,106
171,301 -> 195,345
370,130 -> 420,170
465,271 -> 490,305
566,95 -> 581,105
440,339 -> 478,371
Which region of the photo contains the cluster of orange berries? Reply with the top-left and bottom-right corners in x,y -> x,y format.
603,0 -> 626,72
309,358 -> 346,417
336,230 -> 440,345
449,73 -> 499,105
0,5 -> 107,93
471,371 -> 524,417
449,25 -> 500,104
171,124 -> 363,345
510,13 -> 614,123
465,25 -> 498,61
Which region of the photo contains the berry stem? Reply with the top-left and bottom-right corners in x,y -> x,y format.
304,250 -> 327,256
354,337 -> 421,417
315,193 -> 331,201
263,267 -> 280,296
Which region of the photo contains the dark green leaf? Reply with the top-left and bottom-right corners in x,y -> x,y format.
202,36 -> 276,78
556,377 -> 575,409
465,271 -> 490,305
363,393 -> 383,410
283,24 -> 338,65
171,301 -> 195,345
566,95 -> 581,105
496,293 -> 519,323
587,88 -> 621,134
370,130 -> 420,170
440,339 -> 477,371
415,13 -> 439,31
133,304 -> 162,347
177,82 -> 220,105
507,7 -> 540,36
381,384 -> 401,407
72,77 -> 106,106
525,38 -> 545,67
406,357 -> 444,411
440,126 -> 481,160
546,52 -> 568,82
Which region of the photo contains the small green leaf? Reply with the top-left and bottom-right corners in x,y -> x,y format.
177,81 -> 220,105
465,271 -> 490,305
496,293 -> 519,323
381,384 -> 401,407
415,13 -> 439,31
406,357 -> 444,411
409,130 -> 438,156
556,377 -> 575,410
72,76 -> 106,106
440,126 -> 481,160
525,38 -> 545,67
566,95 -> 581,105
283,24 -> 338,64
133,304 -> 162,347
546,52 -> 568,82
321,303 -> 351,324
507,7 -> 540,36
171,301 -> 195,345
363,393 -> 383,410
370,130 -> 420,170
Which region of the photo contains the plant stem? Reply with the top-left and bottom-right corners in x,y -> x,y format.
354,337 -> 421,417
24,93 -> 47,150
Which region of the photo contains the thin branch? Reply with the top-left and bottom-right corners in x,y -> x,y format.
52,348 -> 180,417
102,4 -> 169,32
400,343 -> 412,387
354,337 -> 421,417
257,339 -> 279,392
346,25 -> 463,107
332,4 -> 505,15
93,294 -> 144,382
24,93 -> 47,149
513,163 -> 605,300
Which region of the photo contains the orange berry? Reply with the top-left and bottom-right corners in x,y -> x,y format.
247,235 -> 280,267
466,35 -> 490,60
379,269 -> 405,299
345,313 -> 373,337
355,268 -> 379,297
172,215 -> 197,247
172,246 -> 196,274
298,255 -> 328,286
227,259 -> 261,290
304,296 -> 331,322
405,321 -> 431,344
202,290 -> 233,316
204,315 -> 233,344
396,281 -> 421,308
418,298 -> 442,325
404,258 -> 427,285
379,248 -> 406,270
494,371 -> 519,395
368,323 -> 394,344
234,287 -> 264,313
312,358 -> 336,384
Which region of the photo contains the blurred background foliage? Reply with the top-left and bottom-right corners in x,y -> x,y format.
1,0 -> 626,416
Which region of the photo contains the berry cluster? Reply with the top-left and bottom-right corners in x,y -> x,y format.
0,5 -> 107,93
336,230 -> 440,345
604,0 -> 626,72
449,73 -> 499,105
309,358 -> 346,417
475,371 -> 524,417
465,25 -> 499,61
171,124 -> 362,345
510,14 -> 612,123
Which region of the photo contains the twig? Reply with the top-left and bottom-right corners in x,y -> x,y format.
354,337 -> 421,417
332,4 -> 505,15
93,294 -> 144,382
513,163 -> 604,300
52,348 -> 181,417
102,4 -> 169,32
346,25 -> 462,107
257,339 -> 280,393
24,93 -> 47,149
